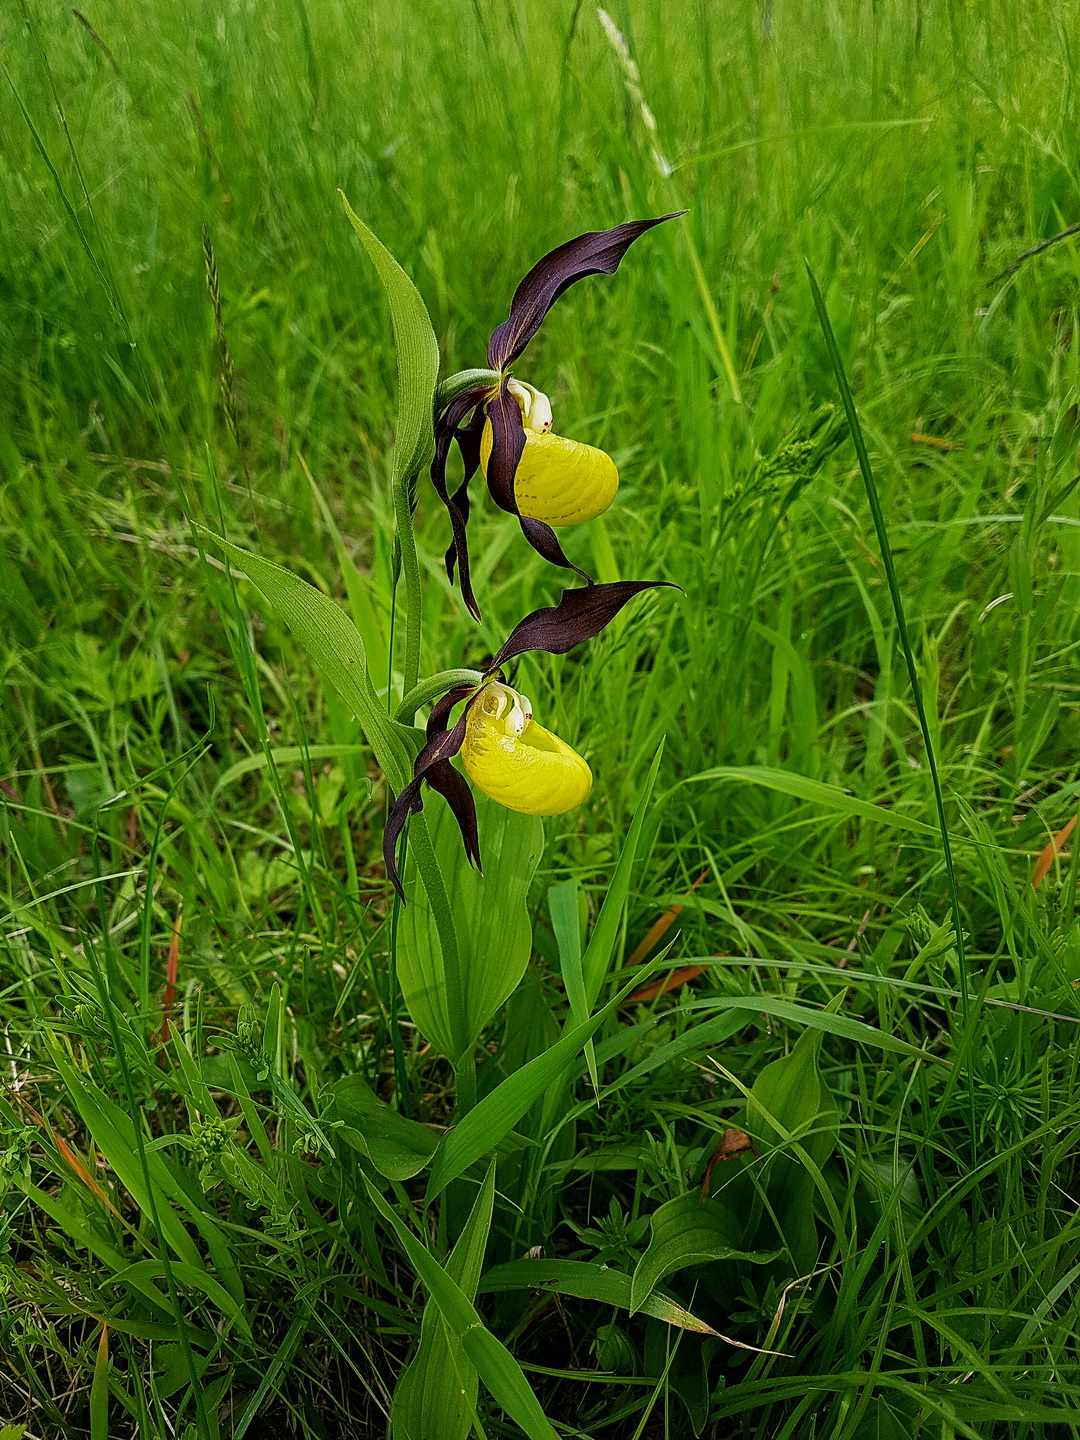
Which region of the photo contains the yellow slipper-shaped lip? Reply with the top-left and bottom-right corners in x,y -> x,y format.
461,681 -> 592,817
479,380 -> 619,528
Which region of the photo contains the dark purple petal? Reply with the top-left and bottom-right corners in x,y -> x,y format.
486,389 -> 595,581
432,390 -> 486,621
444,406 -> 486,618
491,579 -> 679,668
383,689 -> 479,902
518,515 -> 592,585
455,404 -> 485,481
425,760 -> 481,871
426,684 -> 476,740
383,776 -> 426,903
485,384 -> 526,514
413,705 -> 470,777
487,213 -> 685,371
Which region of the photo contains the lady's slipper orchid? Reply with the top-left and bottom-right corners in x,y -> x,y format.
431,213 -> 683,620
478,379 -> 620,528
383,578 -> 675,900
461,679 -> 594,816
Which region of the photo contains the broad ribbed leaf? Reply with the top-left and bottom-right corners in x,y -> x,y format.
392,1163 -> 496,1440
399,791 -> 543,1063
742,1026 -> 839,1274
339,195 -> 440,487
199,530 -> 414,793
630,1190 -> 778,1314
363,1175 -> 557,1440
478,1258 -> 718,1334
328,1075 -> 439,1181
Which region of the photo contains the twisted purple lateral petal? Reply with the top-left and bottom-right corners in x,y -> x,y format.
491,579 -> 679,668
425,760 -> 480,871
426,684 -> 475,739
455,405 -> 485,483
432,389 -> 487,621
382,685 -> 480,902
487,385 -> 594,581
444,406 -> 486,609
519,515 -> 592,586
484,384 -> 527,515
382,777 -> 426,905
487,213 -> 685,371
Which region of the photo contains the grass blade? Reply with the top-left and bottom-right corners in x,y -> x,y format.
805,264 -> 969,1016
363,1173 -> 557,1440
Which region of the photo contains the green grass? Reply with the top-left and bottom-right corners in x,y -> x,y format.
5,0 -> 1080,1434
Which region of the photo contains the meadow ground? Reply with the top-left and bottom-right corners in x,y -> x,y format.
4,1 -> 1080,1435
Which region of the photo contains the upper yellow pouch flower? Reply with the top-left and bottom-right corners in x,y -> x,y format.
460,680 -> 592,817
479,380 -> 618,529
428,213 -> 681,617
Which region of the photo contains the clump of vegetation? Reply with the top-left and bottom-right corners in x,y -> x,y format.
4,1 -> 1080,1436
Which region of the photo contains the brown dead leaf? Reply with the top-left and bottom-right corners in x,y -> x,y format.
14,1094 -> 123,1220
160,905 -> 183,1050
1032,814 -> 1077,892
622,964 -> 708,1007
700,1127 -> 758,1202
627,869 -> 708,967
911,432 -> 965,451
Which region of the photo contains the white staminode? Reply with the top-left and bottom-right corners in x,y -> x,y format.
483,680 -> 533,737
506,378 -> 553,433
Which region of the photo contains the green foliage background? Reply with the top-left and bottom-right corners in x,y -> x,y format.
4,0 -> 1080,1435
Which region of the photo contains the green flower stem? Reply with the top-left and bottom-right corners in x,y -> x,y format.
436,368 -> 499,410
394,669 -> 484,726
393,471 -> 425,696
455,1054 -> 477,1115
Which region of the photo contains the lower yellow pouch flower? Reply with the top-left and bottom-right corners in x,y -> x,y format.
460,681 -> 592,816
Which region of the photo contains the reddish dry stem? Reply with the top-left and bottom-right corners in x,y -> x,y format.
1032,814 -> 1078,892
161,906 -> 183,1048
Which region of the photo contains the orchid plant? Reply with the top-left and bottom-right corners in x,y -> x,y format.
199,206 -> 684,1434
206,206 -> 681,1079
383,214 -> 681,894
383,578 -> 672,900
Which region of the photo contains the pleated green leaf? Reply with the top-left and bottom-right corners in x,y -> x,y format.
478,1258 -> 719,1334
391,1161 -> 496,1440
328,1075 -> 440,1181
630,1191 -> 779,1314
399,791 -> 542,1063
198,530 -> 414,793
743,1025 -> 839,1274
339,194 -> 440,488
